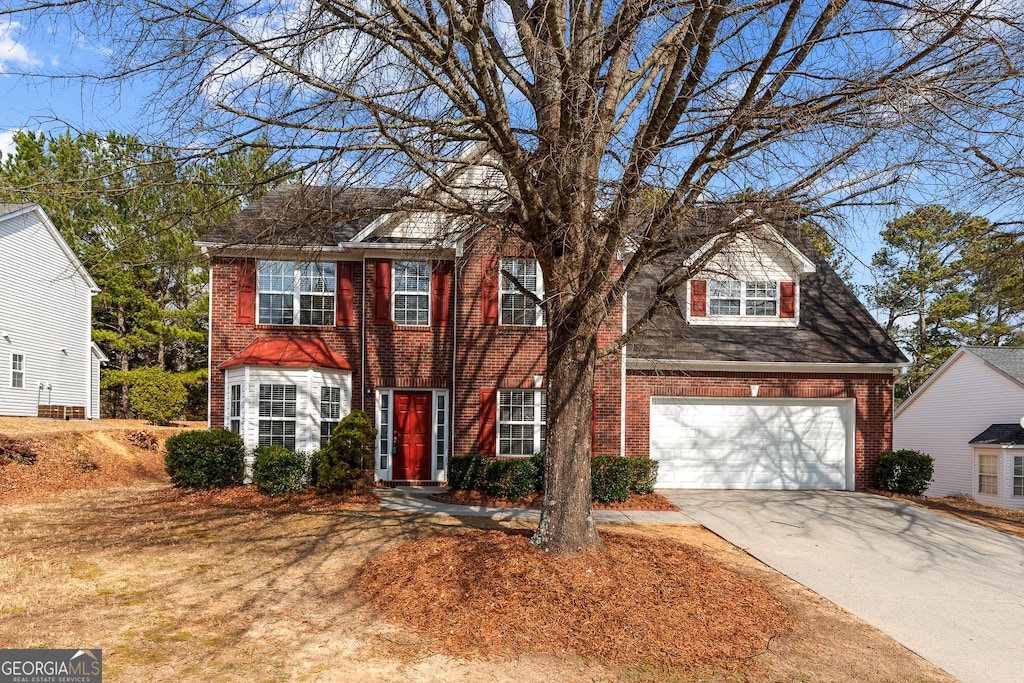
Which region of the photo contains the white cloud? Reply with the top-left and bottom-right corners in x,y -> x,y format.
0,129 -> 21,160
0,20 -> 43,73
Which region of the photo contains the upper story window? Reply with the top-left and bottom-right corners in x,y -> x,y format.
393,261 -> 431,326
691,278 -> 795,325
708,280 -> 778,317
257,261 -> 336,326
500,259 -> 544,326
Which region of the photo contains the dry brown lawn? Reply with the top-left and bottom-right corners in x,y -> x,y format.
0,419 -> 958,682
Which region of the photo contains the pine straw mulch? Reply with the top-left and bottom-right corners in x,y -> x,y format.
143,484 -> 381,513
356,528 -> 792,675
430,489 -> 679,511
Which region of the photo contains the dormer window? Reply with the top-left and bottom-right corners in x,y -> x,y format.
690,279 -> 796,325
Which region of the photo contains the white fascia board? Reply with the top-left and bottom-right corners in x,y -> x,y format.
90,342 -> 109,363
627,357 -> 907,374
686,219 -> 816,276
196,243 -> 352,256
3,204 -> 101,292
894,348 -> 971,417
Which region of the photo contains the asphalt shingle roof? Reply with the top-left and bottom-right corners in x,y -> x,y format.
965,346 -> 1024,385
969,423 -> 1024,445
199,185 -> 406,248
626,222 -> 908,365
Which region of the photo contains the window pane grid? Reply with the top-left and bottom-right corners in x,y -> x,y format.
1014,456 -> 1023,497
500,259 -> 543,326
11,353 -> 24,389
379,393 -> 390,468
393,261 -> 431,326
258,260 -> 335,326
708,279 -> 779,317
229,385 -> 241,418
300,294 -> 334,326
435,394 -> 446,464
498,390 -> 546,456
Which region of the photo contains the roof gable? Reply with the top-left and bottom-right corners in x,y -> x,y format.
0,203 -> 99,292
895,347 -> 1024,417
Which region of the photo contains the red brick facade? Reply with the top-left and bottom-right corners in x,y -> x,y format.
209,239 -> 894,489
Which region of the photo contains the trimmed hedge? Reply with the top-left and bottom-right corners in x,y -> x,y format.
449,453 -> 659,502
591,455 -> 633,503
877,449 -> 934,495
627,457 -> 659,495
448,454 -> 490,491
484,458 -> 541,499
164,429 -> 244,489
128,368 -> 188,426
252,445 -> 306,496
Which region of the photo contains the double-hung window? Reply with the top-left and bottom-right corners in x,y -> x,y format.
500,259 -> 544,326
498,389 -> 547,456
10,353 -> 23,389
258,384 -> 297,449
393,261 -> 431,326
708,280 -> 777,317
228,385 -> 242,434
978,453 -> 998,495
1014,456 -> 1023,497
257,261 -> 336,326
320,386 -> 343,448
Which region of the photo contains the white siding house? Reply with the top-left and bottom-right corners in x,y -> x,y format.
894,347 -> 1024,509
0,203 -> 103,418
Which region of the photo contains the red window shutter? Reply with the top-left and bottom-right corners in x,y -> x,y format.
236,259 -> 256,324
373,259 -> 392,324
481,256 -> 499,325
479,388 -> 497,454
336,261 -> 355,327
431,261 -> 452,327
780,281 -> 796,318
690,280 -> 707,317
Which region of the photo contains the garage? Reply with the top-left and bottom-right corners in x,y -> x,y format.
650,397 -> 854,490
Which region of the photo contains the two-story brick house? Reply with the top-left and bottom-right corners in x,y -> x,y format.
200,165 -> 906,490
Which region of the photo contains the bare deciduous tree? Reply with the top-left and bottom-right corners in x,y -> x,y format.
6,0 -> 1024,553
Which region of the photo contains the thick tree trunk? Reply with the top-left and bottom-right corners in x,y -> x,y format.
530,316 -> 602,554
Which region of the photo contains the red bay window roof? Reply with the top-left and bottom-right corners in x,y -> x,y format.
218,337 -> 354,371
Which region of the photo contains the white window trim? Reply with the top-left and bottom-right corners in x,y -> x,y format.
257,383 -> 299,450
497,389 -> 547,456
10,353 -> 24,389
228,384 -> 242,435
687,278 -> 799,327
391,260 -> 432,327
256,260 -> 337,327
499,258 -> 545,327
1013,455 -> 1024,498
977,451 -> 999,496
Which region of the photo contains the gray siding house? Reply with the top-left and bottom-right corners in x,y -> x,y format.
0,203 -> 105,419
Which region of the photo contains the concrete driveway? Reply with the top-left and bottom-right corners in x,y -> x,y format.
660,490 -> 1024,683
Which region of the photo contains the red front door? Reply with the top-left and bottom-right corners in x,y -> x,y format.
393,391 -> 433,481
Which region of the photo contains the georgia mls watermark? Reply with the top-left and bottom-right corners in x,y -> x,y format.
0,649 -> 101,683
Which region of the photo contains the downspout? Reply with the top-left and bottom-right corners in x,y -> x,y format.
361,255 -> 367,413
451,256 -> 459,458
207,260 -> 213,428
620,289 -> 627,458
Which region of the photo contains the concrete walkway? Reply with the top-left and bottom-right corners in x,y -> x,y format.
662,490 -> 1024,683
377,486 -> 698,524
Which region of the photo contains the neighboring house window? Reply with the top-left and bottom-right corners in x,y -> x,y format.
392,261 -> 431,326
708,280 -> 777,316
1014,456 -> 1024,497
258,384 -> 297,449
498,389 -> 546,455
978,453 -> 998,495
500,259 -> 544,325
320,386 -> 342,448
10,353 -> 24,389
228,385 -> 242,434
257,260 -> 336,326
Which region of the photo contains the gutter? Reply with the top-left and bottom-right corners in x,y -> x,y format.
627,358 -> 909,375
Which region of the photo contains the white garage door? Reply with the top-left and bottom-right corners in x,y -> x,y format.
650,398 -> 853,490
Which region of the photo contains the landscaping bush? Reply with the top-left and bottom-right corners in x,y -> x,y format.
317,410 -> 377,493
530,452 -> 545,493
447,454 -> 491,491
627,458 -> 659,495
0,434 -> 36,466
304,450 -> 321,488
876,449 -> 934,496
164,429 -> 244,489
252,445 -> 306,496
128,368 -> 188,426
591,455 -> 633,503
484,458 -> 541,500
